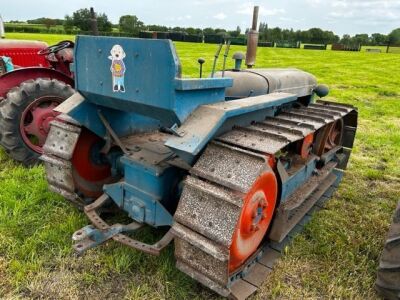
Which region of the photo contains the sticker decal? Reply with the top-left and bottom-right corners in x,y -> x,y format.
108,44 -> 126,93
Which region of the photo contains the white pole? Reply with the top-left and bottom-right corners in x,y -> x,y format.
0,15 -> 5,39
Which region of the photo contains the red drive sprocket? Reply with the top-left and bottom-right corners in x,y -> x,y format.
71,129 -> 116,199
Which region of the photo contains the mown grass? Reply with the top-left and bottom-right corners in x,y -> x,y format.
1,33 -> 400,299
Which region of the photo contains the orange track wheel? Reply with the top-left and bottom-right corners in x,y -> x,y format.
229,168 -> 278,272
300,133 -> 314,159
71,129 -> 115,199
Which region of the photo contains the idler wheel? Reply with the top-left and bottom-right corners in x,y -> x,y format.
314,119 -> 344,156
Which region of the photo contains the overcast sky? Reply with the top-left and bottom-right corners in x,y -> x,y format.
2,0 -> 399,36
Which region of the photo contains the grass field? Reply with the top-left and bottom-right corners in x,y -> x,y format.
1,33 -> 400,299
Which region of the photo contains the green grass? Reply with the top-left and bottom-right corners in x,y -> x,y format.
1,33 -> 400,299
5,33 -> 75,46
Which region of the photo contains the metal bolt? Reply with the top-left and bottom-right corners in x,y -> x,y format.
250,224 -> 259,232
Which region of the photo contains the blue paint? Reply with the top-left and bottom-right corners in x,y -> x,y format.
165,93 -> 297,160
68,35 -> 321,236
74,36 -> 232,127
280,158 -> 318,202
103,155 -> 178,227
1,56 -> 14,72
61,95 -> 160,138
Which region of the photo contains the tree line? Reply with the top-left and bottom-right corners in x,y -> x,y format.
15,8 -> 400,46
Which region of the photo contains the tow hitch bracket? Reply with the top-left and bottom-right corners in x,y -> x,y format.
72,194 -> 174,256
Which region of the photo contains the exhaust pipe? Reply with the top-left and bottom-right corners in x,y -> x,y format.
90,7 -> 99,36
245,6 -> 259,68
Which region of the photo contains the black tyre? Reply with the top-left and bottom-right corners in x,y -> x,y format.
0,78 -> 74,166
376,201 -> 400,300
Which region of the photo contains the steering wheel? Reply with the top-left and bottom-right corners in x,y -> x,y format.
38,40 -> 74,55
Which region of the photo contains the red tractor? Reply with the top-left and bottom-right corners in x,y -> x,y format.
0,39 -> 75,165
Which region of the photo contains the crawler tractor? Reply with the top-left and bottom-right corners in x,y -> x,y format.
41,9 -> 357,299
41,40 -> 357,298
0,40 -> 75,165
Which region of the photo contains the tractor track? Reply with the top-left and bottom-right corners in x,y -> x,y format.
41,114 -> 85,208
41,101 -> 356,299
172,101 -> 356,299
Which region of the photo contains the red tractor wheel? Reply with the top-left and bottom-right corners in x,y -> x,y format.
0,78 -> 74,166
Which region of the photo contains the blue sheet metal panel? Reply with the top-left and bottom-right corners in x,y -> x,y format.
74,35 -> 179,110
174,89 -> 226,126
104,155 -> 176,226
74,36 -> 232,125
175,78 -> 232,90
280,158 -> 318,202
165,92 -> 297,159
56,94 -> 160,138
105,182 -> 173,227
332,168 -> 344,187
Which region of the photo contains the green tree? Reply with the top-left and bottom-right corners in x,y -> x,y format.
119,15 -> 143,34
203,27 -> 215,35
308,28 -> 324,43
65,8 -> 112,32
186,27 -> 196,34
147,24 -> 168,32
63,15 -> 74,31
269,27 -> 283,41
341,34 -> 351,44
353,33 -> 369,46
371,33 -> 388,45
43,18 -> 56,30
228,26 -> 240,38
27,17 -> 63,25
97,13 -> 112,32
389,28 -> 400,45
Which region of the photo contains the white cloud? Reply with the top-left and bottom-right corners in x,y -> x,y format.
236,3 -> 285,17
327,0 -> 400,24
213,12 -> 227,20
305,0 -> 322,6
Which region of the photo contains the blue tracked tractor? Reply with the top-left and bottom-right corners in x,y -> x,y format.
41,8 -> 358,299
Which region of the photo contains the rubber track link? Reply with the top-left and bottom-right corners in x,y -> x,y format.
172,101 -> 356,299
376,201 -> 400,300
40,114 -> 84,208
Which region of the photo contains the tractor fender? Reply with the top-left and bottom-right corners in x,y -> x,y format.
0,67 -> 74,100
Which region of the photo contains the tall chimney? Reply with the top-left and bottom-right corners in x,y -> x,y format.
90,7 -> 99,36
245,6 -> 259,68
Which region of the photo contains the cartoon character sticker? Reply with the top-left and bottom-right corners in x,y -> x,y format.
108,44 -> 126,93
